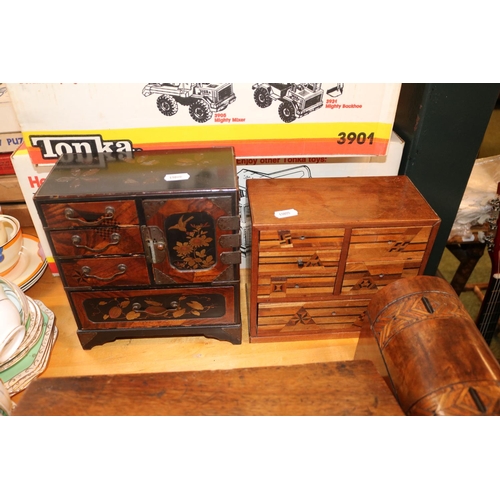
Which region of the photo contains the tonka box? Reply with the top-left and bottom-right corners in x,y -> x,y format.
10,144 -> 57,275
237,130 -> 405,267
7,83 -> 401,166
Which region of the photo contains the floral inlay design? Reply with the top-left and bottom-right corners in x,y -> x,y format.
84,293 -> 225,323
166,212 -> 217,270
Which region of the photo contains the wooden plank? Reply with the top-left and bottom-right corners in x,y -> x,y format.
12,360 -> 403,416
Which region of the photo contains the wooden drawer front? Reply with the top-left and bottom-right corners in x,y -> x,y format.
259,247 -> 341,269
40,200 -> 139,229
71,286 -> 238,330
347,226 -> 432,262
259,228 -> 345,251
49,226 -> 143,257
257,298 -> 369,337
341,260 -> 421,295
59,256 -> 150,288
257,268 -> 337,300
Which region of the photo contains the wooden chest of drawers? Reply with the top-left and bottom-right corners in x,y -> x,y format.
247,175 -> 440,343
33,148 -> 242,349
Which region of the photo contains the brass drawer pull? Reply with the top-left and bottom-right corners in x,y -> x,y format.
64,206 -> 115,226
81,263 -> 127,281
131,301 -> 179,314
72,233 -> 121,252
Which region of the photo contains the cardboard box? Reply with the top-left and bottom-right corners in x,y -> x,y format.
7,83 -> 401,166
238,131 -> 405,267
10,144 -> 57,275
0,152 -> 15,175
0,132 -> 23,153
0,85 -> 21,133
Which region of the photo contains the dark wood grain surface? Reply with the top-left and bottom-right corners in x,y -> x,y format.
13,360 -> 403,416
368,275 -> 500,415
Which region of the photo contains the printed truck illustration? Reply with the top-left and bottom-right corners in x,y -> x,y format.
142,83 -> 236,123
251,83 -> 324,122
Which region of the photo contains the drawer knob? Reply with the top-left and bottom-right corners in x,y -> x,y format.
72,233 -> 121,253
297,259 -> 304,268
65,206 -> 115,226
81,263 -> 127,281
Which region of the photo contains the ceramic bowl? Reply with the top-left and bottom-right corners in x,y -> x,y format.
0,286 -> 25,363
0,215 -> 23,276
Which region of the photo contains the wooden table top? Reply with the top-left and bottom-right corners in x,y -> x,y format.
13,359 -> 403,416
9,227 -> 393,414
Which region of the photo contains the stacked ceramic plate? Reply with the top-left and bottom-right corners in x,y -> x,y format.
2,234 -> 47,292
0,277 -> 57,397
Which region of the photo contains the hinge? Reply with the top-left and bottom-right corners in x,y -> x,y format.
221,251 -> 241,265
218,216 -> 240,231
219,233 -> 241,248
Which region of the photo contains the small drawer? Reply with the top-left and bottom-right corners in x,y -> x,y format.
58,256 -> 150,287
347,226 -> 432,262
259,247 -> 342,268
49,226 -> 144,257
259,228 -> 345,251
256,298 -> 369,338
257,270 -> 337,300
40,200 -> 139,229
70,285 -> 239,330
341,260 -> 421,295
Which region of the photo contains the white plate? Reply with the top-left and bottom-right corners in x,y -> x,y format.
0,298 -> 43,371
0,301 -> 57,396
3,235 -> 47,291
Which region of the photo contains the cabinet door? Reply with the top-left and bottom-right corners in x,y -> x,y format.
143,197 -> 240,285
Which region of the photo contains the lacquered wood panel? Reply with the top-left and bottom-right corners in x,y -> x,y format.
143,196 -> 239,284
58,256 -> 149,287
40,200 -> 139,229
71,285 -> 239,330
49,226 -> 143,257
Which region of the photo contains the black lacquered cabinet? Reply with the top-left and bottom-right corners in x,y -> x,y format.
34,148 -> 242,349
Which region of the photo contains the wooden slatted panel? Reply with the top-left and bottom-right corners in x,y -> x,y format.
259,248 -> 342,266
258,275 -> 337,299
259,228 -> 345,251
347,226 -> 432,262
257,299 -> 369,337
341,260 -> 421,295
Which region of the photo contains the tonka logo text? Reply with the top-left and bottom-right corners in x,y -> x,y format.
29,135 -> 137,160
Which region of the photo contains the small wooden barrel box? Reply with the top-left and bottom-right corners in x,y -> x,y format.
367,275 -> 500,415
246,175 -> 441,343
33,148 -> 242,349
